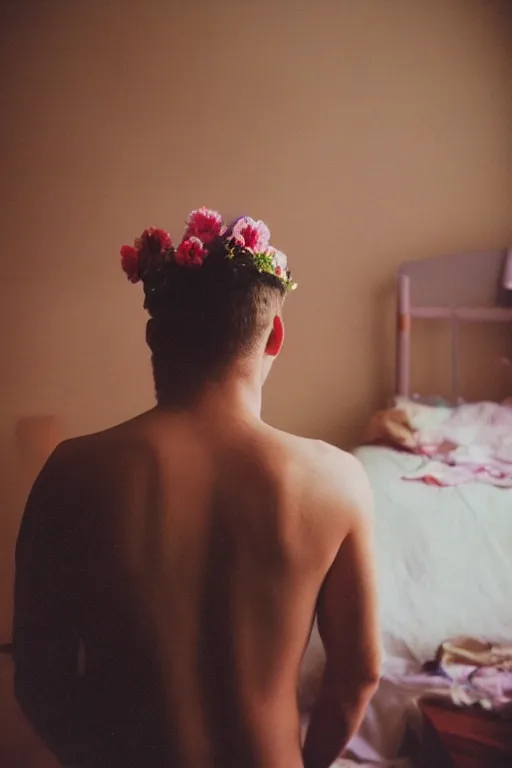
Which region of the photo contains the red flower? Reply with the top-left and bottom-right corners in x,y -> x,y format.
175,237 -> 207,267
185,208 -> 224,244
141,227 -> 173,252
120,245 -> 140,283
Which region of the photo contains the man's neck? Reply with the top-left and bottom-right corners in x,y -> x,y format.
156,364 -> 264,422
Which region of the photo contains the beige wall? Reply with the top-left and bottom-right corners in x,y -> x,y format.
0,0 -> 511,637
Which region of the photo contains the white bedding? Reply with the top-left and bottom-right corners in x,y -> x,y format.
299,444 -> 512,765
355,445 -> 512,664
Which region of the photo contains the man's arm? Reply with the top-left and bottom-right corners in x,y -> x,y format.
303,455 -> 381,768
13,444 -> 83,765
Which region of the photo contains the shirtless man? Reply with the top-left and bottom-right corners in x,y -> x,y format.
13,209 -> 380,768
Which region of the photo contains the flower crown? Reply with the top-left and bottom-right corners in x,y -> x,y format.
120,208 -> 297,293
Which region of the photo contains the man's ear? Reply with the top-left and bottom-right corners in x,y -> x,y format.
265,315 -> 284,357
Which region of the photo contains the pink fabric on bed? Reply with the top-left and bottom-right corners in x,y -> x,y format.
404,402 -> 512,487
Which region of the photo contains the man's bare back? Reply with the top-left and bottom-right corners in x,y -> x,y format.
14,407 -> 378,768
14,209 -> 380,768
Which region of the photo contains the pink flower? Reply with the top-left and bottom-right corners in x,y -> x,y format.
231,217 -> 270,252
141,227 -> 173,252
120,245 -> 140,283
185,207 -> 224,244
175,236 -> 207,267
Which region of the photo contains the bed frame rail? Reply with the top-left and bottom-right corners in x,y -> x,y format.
396,248 -> 512,400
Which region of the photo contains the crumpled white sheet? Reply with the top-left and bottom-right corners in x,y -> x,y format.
409,401 -> 512,487
354,445 -> 512,665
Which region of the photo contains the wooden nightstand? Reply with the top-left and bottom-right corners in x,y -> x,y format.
418,698 -> 512,768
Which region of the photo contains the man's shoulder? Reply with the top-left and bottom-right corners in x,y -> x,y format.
267,428 -> 361,478
32,423 -> 125,490
41,414 -> 149,472
303,442 -> 371,515
28,437 -> 84,499
264,428 -> 370,510
42,431 -> 98,468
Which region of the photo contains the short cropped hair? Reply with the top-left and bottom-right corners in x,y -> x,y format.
145,255 -> 285,404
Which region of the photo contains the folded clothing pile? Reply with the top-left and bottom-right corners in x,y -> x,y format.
423,636 -> 512,716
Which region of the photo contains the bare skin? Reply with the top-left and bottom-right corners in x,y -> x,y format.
14,333 -> 380,768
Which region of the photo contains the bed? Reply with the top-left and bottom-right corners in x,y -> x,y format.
299,247 -> 512,766
367,246 -> 512,664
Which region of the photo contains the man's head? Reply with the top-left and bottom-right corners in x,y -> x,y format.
120,209 -> 295,404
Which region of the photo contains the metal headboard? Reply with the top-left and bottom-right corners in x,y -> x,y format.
396,248 -> 512,401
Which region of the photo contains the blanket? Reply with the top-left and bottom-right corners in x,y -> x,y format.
364,399 -> 512,487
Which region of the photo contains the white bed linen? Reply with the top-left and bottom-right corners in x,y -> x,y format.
355,445 -> 512,664
299,445 -> 512,765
